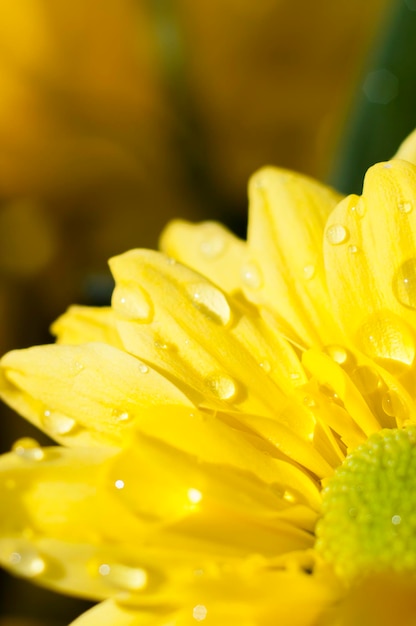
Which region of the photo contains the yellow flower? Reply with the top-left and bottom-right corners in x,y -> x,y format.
2,131 -> 416,625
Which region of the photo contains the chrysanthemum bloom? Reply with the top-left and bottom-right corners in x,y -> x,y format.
2,131 -> 416,626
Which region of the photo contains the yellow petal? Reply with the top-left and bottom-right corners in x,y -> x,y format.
324,160 -> 416,379
70,564 -> 335,626
302,349 -> 380,441
245,167 -> 343,348
69,601 -> 166,626
160,220 -> 246,294
394,128 -> 416,166
133,406 -> 321,511
109,249 -> 305,417
0,436 -> 316,601
51,305 -> 123,347
0,342 -> 192,446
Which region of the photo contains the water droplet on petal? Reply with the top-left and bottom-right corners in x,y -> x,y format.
326,224 -> 349,245
138,362 -> 149,374
241,262 -> 263,289
12,438 -> 44,461
358,313 -> 415,366
193,605 -> 208,621
187,283 -> 232,326
111,409 -> 133,424
199,230 -> 226,259
112,283 -> 153,321
154,341 -> 166,350
259,360 -> 271,373
393,258 -> 416,310
42,410 -> 77,435
8,548 -> 46,578
303,264 -> 316,280
114,479 -> 125,490
303,395 -> 317,408
325,345 -> 349,365
348,245 -> 358,254
98,562 -> 148,591
398,201 -> 413,214
382,390 -> 408,423
205,374 -> 237,401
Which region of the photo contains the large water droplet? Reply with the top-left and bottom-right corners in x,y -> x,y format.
98,562 -> 148,591
325,224 -> 349,245
42,410 -> 77,436
357,312 -> 415,366
8,548 -> 46,578
205,374 -> 237,401
393,258 -> 416,310
187,283 -> 232,326
241,262 -> 263,289
112,283 -> 153,321
12,438 -> 44,461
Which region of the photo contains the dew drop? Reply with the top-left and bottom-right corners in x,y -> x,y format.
325,345 -> 349,365
199,229 -> 226,259
12,438 -> 44,461
98,562 -> 148,591
348,245 -> 358,254
382,390 -> 408,423
303,395 -> 317,408
115,479 -> 125,490
392,515 -> 402,526
259,360 -> 271,373
187,283 -> 232,326
42,410 -> 77,436
138,362 -> 149,374
393,258 -> 416,310
8,548 -> 46,578
241,262 -> 263,289
325,224 -> 349,245
112,283 -> 153,321
303,264 -> 316,280
154,340 -> 168,350
111,409 -> 133,424
358,312 -> 415,366
193,605 -> 208,621
205,374 -> 237,401
283,490 -> 296,503
398,201 -> 413,214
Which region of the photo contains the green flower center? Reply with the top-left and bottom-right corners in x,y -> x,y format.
315,426 -> 416,582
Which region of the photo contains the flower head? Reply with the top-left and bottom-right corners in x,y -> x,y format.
1,132 -> 416,624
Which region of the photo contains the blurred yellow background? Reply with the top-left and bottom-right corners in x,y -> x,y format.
0,0 -> 394,623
